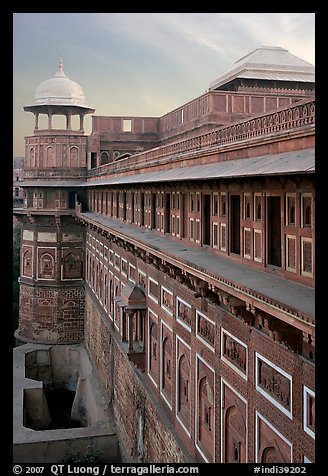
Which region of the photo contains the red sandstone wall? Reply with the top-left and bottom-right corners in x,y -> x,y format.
19,284 -> 85,343
83,229 -> 315,463
84,292 -> 187,463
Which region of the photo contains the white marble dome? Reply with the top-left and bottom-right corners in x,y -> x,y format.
34,59 -> 86,107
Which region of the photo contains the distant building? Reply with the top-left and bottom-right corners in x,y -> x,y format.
14,47 -> 315,463
13,157 -> 24,208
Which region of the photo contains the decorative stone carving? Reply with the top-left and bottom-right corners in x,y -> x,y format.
162,287 -> 173,314
258,359 -> 291,410
222,332 -> 247,374
197,313 -> 215,346
177,299 -> 191,327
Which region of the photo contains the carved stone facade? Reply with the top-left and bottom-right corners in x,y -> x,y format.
15,49 -> 315,463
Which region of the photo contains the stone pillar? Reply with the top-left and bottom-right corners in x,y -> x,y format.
128,310 -> 134,353
48,112 -> 53,130
34,113 -> 39,131
66,111 -> 72,130
79,113 -> 85,132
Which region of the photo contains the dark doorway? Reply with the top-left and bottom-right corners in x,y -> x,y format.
268,196 -> 281,266
122,192 -> 126,221
90,153 -> 97,169
164,193 -> 171,234
203,194 -> 211,246
131,193 -> 135,223
151,193 -> 156,229
181,193 -> 187,238
68,191 -> 76,209
231,195 -> 241,255
116,192 -> 119,218
140,193 -> 145,226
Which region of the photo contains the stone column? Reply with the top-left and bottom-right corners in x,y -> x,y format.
66,111 -> 72,130
128,310 -> 134,353
48,112 -> 53,130
79,113 -> 85,132
34,113 -> 39,131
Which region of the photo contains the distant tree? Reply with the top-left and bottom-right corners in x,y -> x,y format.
13,224 -> 21,343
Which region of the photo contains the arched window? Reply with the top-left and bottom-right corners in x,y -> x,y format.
63,252 -> 82,279
70,147 -> 78,167
305,205 -> 311,226
30,147 -> 35,167
23,250 -> 32,276
257,202 -> 262,220
149,322 -> 158,372
100,151 -> 109,165
246,202 -> 251,219
39,253 -> 55,279
46,146 -> 54,167
289,205 -> 295,225
162,335 -> 172,398
198,376 -> 214,444
178,354 -> 190,424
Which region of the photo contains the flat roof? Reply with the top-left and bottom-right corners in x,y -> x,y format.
85,148 -> 314,187
81,212 -> 315,322
21,180 -> 85,187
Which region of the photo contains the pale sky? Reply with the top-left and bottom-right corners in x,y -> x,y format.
13,13 -> 315,157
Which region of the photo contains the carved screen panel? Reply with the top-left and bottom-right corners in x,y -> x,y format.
286,235 -> 296,272
254,229 -> 262,262
301,238 -> 313,277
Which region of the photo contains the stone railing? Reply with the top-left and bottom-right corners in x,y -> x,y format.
24,168 -> 88,179
88,99 -> 315,178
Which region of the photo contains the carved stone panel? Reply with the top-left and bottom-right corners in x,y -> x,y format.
221,329 -> 247,377
161,286 -> 173,316
256,354 -> 292,416
196,311 -> 215,349
176,297 -> 192,330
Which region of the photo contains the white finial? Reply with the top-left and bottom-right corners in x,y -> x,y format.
55,55 -> 66,78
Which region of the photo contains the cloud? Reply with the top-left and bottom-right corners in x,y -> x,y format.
13,13 -> 315,156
